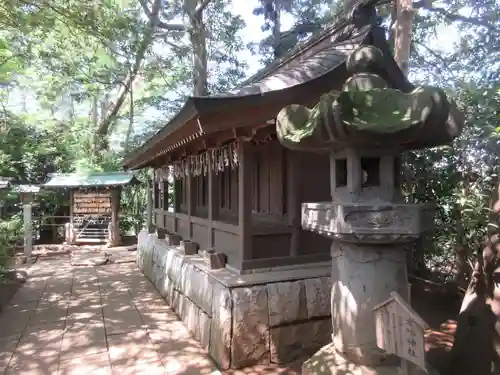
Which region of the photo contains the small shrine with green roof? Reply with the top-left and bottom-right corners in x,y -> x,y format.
42,171 -> 140,246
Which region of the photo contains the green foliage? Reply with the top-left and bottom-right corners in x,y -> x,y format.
0,216 -> 23,271
252,0 -> 332,63
0,0 -> 498,286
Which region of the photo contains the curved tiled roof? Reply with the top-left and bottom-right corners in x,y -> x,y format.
123,2 -> 411,170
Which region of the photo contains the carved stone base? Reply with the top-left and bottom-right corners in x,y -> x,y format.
137,231 -> 333,370
203,249 -> 226,269
302,343 -> 438,375
157,228 -> 166,239
167,234 -> 181,246
181,240 -> 198,255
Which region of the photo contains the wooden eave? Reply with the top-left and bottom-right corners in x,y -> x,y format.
123,9 -> 413,171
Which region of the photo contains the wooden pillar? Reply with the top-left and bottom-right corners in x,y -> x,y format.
238,141 -> 253,260
162,179 -> 168,230
287,151 -> 300,256
22,193 -> 33,257
146,179 -> 153,233
207,152 -> 219,248
158,180 -> 164,229
187,160 -> 193,239
151,173 -> 157,227
172,168 -> 178,233
69,190 -> 74,226
110,188 -> 121,246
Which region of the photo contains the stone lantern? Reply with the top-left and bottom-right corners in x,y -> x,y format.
276,45 -> 465,374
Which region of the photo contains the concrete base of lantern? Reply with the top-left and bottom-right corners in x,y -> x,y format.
302,343 -> 437,375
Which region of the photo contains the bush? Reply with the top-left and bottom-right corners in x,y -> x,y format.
0,215 -> 23,271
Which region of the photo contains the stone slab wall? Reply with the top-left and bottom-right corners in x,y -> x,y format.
136,231 -> 332,369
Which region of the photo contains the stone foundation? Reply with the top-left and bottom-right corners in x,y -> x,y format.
137,231 -> 332,369
302,343 -> 438,375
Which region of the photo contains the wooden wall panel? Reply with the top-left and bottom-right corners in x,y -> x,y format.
252,233 -> 290,259
230,167 -> 238,211
192,222 -> 209,250
258,145 -> 270,214
214,229 -> 241,269
269,143 -> 283,216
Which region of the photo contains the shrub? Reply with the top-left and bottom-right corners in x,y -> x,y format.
0,215 -> 23,271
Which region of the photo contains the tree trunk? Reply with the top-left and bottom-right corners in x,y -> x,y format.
393,0 -> 413,75
272,0 -> 281,58
449,179 -> 500,374
124,86 -> 134,154
189,7 -> 208,96
93,0 -> 164,156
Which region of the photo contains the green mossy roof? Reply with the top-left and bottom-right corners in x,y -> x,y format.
43,171 -> 140,188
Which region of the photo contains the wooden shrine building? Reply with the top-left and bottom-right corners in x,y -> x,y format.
123,5 -> 412,273
42,172 -> 140,245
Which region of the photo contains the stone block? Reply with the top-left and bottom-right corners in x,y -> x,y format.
151,239 -> 166,266
164,249 -> 176,276
162,277 -> 174,306
157,228 -> 166,239
179,261 -> 193,296
166,250 -> 185,288
153,265 -> 165,295
183,266 -> 214,317
167,233 -> 182,246
171,290 -> 180,314
267,280 -> 307,327
136,231 -> 151,272
231,285 -> 270,368
181,240 -> 198,255
203,250 -> 226,269
157,247 -> 169,270
305,276 -> 332,319
270,319 -> 332,365
142,245 -> 154,281
179,295 -> 199,338
209,282 -> 233,369
150,264 -> 158,289
199,310 -> 211,352
301,342 -> 438,375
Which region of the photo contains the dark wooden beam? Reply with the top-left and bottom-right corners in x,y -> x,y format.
238,140 -> 253,261
187,161 -> 193,239
147,179 -> 154,233
287,150 -> 300,257
207,152 -> 216,248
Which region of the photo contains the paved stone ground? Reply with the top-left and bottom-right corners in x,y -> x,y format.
0,255 -> 219,375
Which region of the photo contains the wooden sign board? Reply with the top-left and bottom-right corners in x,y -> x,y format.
73,191 -> 112,214
373,291 -> 428,373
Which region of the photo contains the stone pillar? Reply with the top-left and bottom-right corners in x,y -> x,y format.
109,188 -> 121,246
302,149 -> 433,374
331,242 -> 408,365
22,193 -> 33,258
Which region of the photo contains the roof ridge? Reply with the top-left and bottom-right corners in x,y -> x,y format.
235,0 -> 385,89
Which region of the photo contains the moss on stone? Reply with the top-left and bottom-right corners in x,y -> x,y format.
276,91 -> 338,146
338,86 -> 439,133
